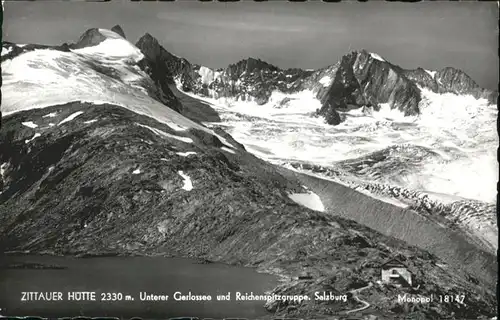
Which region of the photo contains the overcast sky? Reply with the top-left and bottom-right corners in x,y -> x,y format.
2,0 -> 498,89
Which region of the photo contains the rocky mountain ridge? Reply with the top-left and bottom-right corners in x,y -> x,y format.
2,25 -> 496,127
131,30 -> 497,125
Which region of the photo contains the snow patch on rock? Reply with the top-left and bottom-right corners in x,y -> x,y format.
42,112 -> 58,118
178,170 -> 193,191
58,111 -> 84,125
25,133 -> 41,144
221,147 -> 235,154
135,123 -> 193,144
176,151 -> 197,157
288,191 -> 325,212
21,121 -> 38,128
166,122 -> 187,132
1,46 -> 12,56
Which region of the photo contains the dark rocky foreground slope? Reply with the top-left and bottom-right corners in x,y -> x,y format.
0,102 -> 496,319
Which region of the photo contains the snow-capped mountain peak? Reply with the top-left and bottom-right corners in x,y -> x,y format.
1,26 -> 236,150
158,45 -> 494,124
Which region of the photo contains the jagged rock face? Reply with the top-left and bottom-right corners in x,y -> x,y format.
198,59 -> 314,105
225,57 -> 280,80
110,25 -> 126,39
136,33 -> 197,90
132,34 -> 183,113
301,63 -> 340,101
130,58 -> 182,114
72,28 -> 107,49
135,33 -> 176,84
435,67 -> 496,102
134,34 -> 198,113
132,35 -> 314,105
403,66 -> 498,103
402,67 -> 439,92
131,33 -> 496,126
317,51 -> 421,124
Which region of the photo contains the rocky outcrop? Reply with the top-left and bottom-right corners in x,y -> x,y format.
136,33 -> 196,90
132,34 -> 315,106
166,49 -> 426,125
134,33 -> 200,113
435,67 -> 497,102
225,57 -> 280,80
200,58 -> 313,105
316,50 -> 421,124
71,28 -> 107,49
111,24 -> 126,39
401,67 -> 439,92
403,66 -> 498,103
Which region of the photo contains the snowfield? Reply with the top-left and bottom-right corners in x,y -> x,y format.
221,146 -> 236,154
183,79 -> 497,204
1,29 -> 234,151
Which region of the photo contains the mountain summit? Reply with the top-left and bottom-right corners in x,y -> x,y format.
110,24 -> 126,39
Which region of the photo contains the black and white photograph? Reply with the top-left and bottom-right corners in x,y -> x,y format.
0,1 -> 498,319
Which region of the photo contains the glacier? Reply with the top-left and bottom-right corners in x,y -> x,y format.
183,82 -> 498,204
